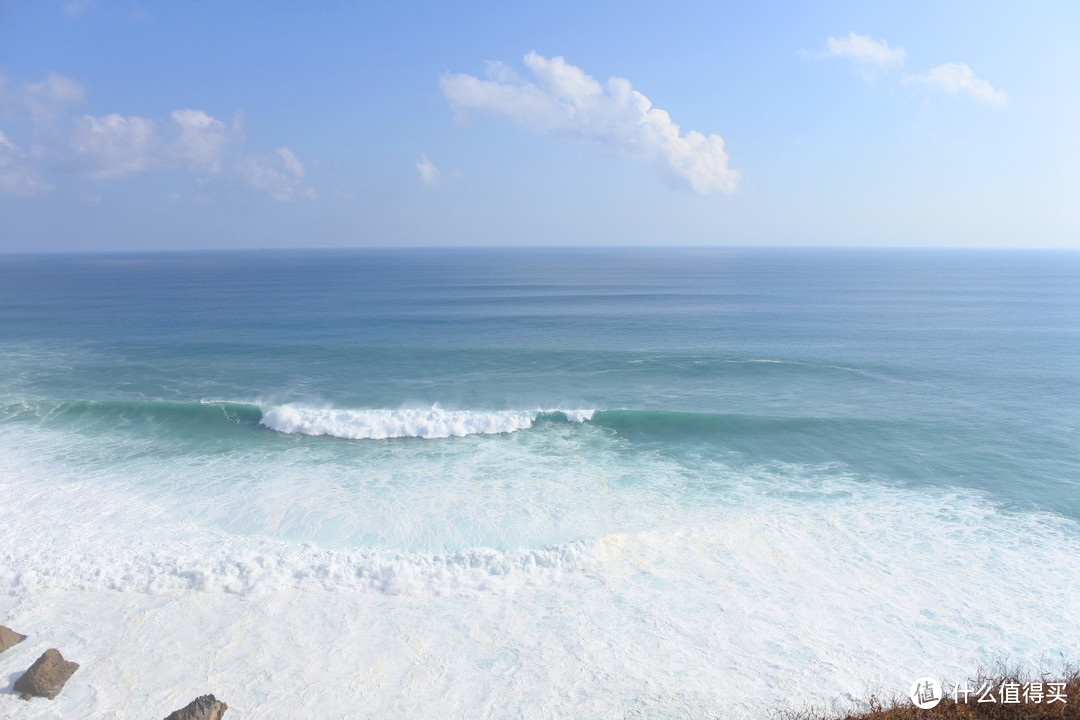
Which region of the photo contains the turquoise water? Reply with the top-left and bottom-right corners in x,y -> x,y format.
1,248 -> 1078,717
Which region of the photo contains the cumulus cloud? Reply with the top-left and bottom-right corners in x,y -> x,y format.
67,109 -> 237,179
239,146 -> 315,201
0,70 -> 317,200
168,109 -> 229,172
71,114 -> 157,178
820,34 -> 1007,110
822,33 -> 906,68
905,62 -> 1007,108
0,130 -> 52,196
416,153 -> 440,185
440,52 -> 739,195
23,72 -> 85,127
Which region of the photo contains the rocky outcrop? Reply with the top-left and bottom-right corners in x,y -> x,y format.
13,648 -> 79,699
163,694 -> 228,720
0,625 -> 26,653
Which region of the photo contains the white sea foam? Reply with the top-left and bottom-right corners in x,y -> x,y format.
3,469 -> 1080,719
258,405 -> 594,439
3,422 -> 1080,719
0,445 -> 588,596
0,533 -> 582,597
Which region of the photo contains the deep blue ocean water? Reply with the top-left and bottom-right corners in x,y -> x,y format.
1,248 -> 1078,717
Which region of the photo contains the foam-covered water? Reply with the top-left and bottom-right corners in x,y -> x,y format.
258,404 -> 594,439
1,249 -> 1078,718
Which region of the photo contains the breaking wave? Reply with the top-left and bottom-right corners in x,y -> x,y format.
259,405 -> 595,440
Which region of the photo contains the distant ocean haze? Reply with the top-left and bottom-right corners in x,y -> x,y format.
0,248 -> 1077,718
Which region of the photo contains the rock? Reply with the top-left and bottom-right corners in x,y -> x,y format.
0,625 -> 26,653
13,648 -> 79,700
163,694 -> 228,720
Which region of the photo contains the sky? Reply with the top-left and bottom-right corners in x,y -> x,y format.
0,0 -> 1077,251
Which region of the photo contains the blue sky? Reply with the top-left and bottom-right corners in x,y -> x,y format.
1,0 -> 1077,251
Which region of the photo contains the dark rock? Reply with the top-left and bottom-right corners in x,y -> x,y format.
13,648 -> 79,700
163,694 -> 228,720
0,625 -> 26,653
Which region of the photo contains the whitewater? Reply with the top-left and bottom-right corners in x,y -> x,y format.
1,248 -> 1078,719
257,405 -> 595,439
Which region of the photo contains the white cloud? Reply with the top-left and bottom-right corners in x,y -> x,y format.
821,35 -> 1007,110
0,129 -> 52,196
822,33 -> 907,68
240,147 -> 314,201
276,147 -> 304,178
0,69 -> 317,199
70,110 -> 315,197
168,109 -> 229,172
71,114 -> 157,178
484,60 -> 524,85
23,73 -> 85,127
906,62 -> 1007,108
416,153 -> 440,185
440,52 -> 739,195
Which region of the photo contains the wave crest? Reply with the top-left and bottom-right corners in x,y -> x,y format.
259,406 -> 594,440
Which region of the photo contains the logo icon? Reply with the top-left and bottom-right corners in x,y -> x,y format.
910,677 -> 943,709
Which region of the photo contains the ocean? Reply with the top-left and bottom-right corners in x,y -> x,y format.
0,248 -> 1077,719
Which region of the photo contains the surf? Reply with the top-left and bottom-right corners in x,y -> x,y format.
258,405 -> 595,439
